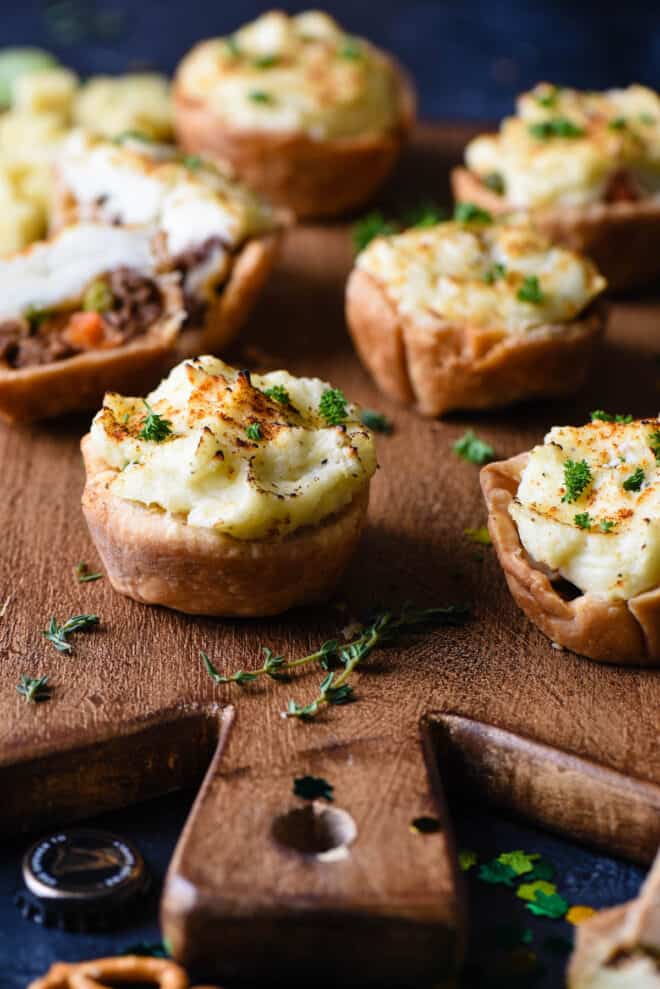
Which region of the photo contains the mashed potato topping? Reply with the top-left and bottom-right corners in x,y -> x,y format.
89,356 -> 377,540
465,84 -> 660,209
58,131 -> 277,258
175,10 -> 400,140
356,217 -> 605,333
509,418 -> 660,600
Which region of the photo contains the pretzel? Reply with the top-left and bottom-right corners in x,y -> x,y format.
28,956 -> 222,989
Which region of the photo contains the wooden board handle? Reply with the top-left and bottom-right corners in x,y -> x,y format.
161,709 -> 464,987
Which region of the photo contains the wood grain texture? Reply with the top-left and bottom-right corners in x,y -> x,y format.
0,125 -> 659,984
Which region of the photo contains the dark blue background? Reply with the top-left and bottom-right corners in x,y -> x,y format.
0,2 -> 655,986
3,0 -> 660,120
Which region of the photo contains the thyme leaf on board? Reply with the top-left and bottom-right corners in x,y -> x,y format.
16,674 -> 52,704
74,562 -> 103,583
43,614 -> 99,653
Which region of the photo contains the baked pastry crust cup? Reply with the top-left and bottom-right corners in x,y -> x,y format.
452,166 -> 660,293
481,453 -> 660,666
0,277 -> 183,424
173,57 -> 416,220
346,267 -> 605,417
81,434 -> 370,617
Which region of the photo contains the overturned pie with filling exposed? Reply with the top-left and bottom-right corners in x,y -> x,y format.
453,84 -> 660,290
82,355 -> 377,616
482,414 -> 660,665
346,210 -> 606,417
0,222 -> 183,422
54,129 -> 285,358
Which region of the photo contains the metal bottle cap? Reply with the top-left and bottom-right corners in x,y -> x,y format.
16,828 -> 151,931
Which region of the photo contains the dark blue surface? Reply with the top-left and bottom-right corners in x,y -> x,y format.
0,791 -> 645,988
0,2 -> 653,984
2,1 -> 659,120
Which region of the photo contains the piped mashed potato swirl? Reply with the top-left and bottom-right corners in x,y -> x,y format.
509,418 -> 660,600
465,83 -> 660,209
175,10 -> 400,140
89,355 -> 377,540
356,218 -> 605,334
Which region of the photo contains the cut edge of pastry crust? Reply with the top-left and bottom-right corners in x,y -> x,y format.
480,453 -> 660,666
175,230 -> 283,359
0,276 -> 184,424
81,433 -> 371,617
452,166 -> 660,292
345,267 -> 604,417
172,55 -> 417,219
568,849 -> 660,987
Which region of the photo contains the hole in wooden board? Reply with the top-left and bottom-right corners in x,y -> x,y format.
271,802 -> 357,861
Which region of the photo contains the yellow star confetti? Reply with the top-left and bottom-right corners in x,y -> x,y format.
566,905 -> 596,925
516,880 -> 557,903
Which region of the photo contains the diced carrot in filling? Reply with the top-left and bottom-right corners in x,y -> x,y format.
64,311 -> 113,350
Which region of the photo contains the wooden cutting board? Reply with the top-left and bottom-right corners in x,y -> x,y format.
1,125 -> 659,986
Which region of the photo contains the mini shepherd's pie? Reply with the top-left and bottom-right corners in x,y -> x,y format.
55,130 -> 284,357
482,416 -> 660,665
0,222 -> 183,421
453,84 -> 660,290
346,214 -> 606,416
173,10 -> 415,218
82,356 -> 377,616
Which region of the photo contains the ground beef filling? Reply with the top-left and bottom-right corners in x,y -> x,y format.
0,267 -> 163,369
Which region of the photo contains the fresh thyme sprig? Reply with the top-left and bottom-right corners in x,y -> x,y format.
17,674 -> 52,703
138,401 -> 172,442
201,604 -> 469,722
43,614 -> 99,653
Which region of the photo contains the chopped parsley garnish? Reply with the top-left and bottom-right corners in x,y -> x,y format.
339,36 -> 362,59
484,262 -> 506,284
517,275 -> 544,304
454,201 -> 493,224
352,210 -> 397,252
83,279 -> 113,313
182,154 -> 202,171
43,614 -> 99,653
319,387 -> 348,426
138,401 -> 173,442
561,459 -> 592,503
360,409 -> 393,433
535,85 -> 559,109
24,305 -> 52,330
453,430 -> 494,465
246,422 -> 263,442
248,90 -> 273,104
528,117 -> 585,140
17,674 -> 51,704
262,384 -> 290,405
600,520 -> 615,532
608,116 -> 627,131
623,467 -> 645,492
574,512 -> 592,529
484,171 -> 505,195
404,201 -> 447,228
590,410 -> 633,424
253,54 -> 279,68
293,775 -> 334,801
649,429 -> 660,461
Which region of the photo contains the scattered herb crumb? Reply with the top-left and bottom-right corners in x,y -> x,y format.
574,512 -> 592,530
517,275 -> 544,304
623,467 -> 645,492
453,429 -> 494,465
17,674 -> 51,704
410,816 -> 442,834
294,775 -> 334,801
262,384 -> 290,405
319,388 -> 348,426
246,422 -> 263,442
600,519 -> 616,532
138,401 -> 172,442
561,458 -> 592,503
43,614 -> 99,653
74,562 -> 103,583
360,409 -> 393,433
464,526 -> 492,545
